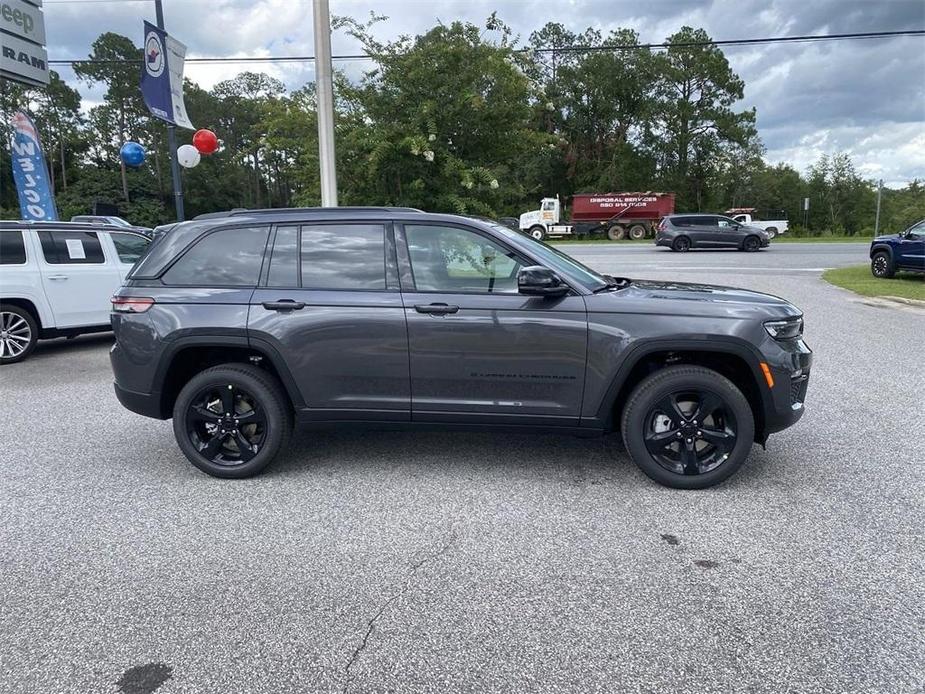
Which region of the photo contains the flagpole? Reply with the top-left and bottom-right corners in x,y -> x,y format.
154,0 -> 185,221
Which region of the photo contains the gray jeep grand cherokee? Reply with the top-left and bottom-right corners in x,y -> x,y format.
110,208 -> 811,489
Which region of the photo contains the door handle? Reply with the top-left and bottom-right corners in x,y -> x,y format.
262,300 -> 306,312
47,274 -> 68,281
414,303 -> 459,315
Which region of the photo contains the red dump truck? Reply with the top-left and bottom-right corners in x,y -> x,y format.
518,193 -> 676,240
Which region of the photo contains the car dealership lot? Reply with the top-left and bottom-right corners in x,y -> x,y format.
1,244 -> 922,693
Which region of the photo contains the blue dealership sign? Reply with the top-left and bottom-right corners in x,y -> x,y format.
10,109 -> 58,221
140,21 -> 194,129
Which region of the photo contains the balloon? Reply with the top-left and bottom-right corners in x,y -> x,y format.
192,128 -> 219,155
177,144 -> 201,168
120,142 -> 146,167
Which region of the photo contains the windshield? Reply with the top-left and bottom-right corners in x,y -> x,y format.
479,221 -> 609,289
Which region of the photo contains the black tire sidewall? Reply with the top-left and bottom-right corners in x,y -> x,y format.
743,236 -> 760,252
629,225 -> 647,240
529,226 -> 546,241
621,366 -> 755,489
172,365 -> 290,478
0,304 -> 38,364
673,237 -> 690,252
872,252 -> 893,277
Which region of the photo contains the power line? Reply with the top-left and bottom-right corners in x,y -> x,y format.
47,29 -> 925,66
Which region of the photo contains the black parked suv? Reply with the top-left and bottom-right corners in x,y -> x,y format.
655,214 -> 771,252
111,208 -> 811,489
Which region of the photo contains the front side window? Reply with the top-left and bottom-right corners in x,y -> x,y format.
0,231 -> 27,265
39,230 -> 105,264
109,232 -> 151,264
905,221 -> 925,238
300,224 -> 386,290
406,225 -> 524,293
162,226 -> 269,286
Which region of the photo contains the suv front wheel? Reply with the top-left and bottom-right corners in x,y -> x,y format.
621,365 -> 755,489
172,364 -> 292,478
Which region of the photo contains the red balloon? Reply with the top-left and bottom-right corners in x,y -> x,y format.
192,129 -> 219,155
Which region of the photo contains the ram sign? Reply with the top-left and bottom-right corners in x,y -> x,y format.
0,0 -> 49,87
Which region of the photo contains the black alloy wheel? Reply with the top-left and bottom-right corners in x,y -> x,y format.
743,236 -> 760,252
185,383 -> 267,465
643,390 -> 736,476
172,364 -> 291,478
871,252 -> 894,278
621,365 -> 755,489
672,236 -> 691,252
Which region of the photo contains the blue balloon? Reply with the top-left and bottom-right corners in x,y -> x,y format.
120,142 -> 146,167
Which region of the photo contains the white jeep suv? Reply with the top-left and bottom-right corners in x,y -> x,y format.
0,221 -> 151,364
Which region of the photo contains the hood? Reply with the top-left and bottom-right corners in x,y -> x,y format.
874,233 -> 900,242
590,279 -> 802,320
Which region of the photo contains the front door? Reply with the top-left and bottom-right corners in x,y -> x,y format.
897,222 -> 925,271
248,223 -> 410,420
397,222 -> 588,425
716,217 -> 746,247
37,229 -> 121,328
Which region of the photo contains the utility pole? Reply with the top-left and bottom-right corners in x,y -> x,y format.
874,178 -> 883,236
312,0 -> 338,206
154,0 -> 185,221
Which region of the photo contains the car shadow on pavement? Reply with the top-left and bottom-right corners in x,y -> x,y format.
30,333 -> 114,360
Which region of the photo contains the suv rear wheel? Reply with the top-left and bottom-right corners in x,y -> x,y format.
172,364 -> 292,478
672,236 -> 691,252
0,305 -> 38,364
621,365 -> 755,489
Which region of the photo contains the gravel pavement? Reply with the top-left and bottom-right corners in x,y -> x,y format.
1,243 -> 922,693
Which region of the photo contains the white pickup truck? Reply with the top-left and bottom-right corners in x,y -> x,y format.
725,209 -> 788,239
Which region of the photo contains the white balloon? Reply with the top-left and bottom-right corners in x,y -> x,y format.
177,144 -> 201,168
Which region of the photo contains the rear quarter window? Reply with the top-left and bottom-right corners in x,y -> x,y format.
0,231 -> 28,264
162,226 -> 270,286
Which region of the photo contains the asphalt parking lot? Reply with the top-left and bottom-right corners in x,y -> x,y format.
2,242 -> 923,693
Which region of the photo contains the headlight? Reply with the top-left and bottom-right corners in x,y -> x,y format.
764,318 -> 803,340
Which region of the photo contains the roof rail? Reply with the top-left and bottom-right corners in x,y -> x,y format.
192,206 -> 425,221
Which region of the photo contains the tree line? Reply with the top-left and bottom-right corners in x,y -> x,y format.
1,15 -> 922,234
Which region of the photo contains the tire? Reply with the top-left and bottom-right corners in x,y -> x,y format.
607,225 -> 625,241
672,236 -> 691,252
742,235 -> 760,252
628,224 -> 647,241
0,304 -> 38,364
871,251 -> 894,278
528,225 -> 546,241
765,227 -> 778,240
621,365 -> 755,489
172,364 -> 292,478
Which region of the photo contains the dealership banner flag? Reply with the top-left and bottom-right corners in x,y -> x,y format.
10,110 -> 58,221
140,20 -> 194,129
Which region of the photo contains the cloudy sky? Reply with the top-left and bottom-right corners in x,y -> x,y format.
43,0 -> 925,186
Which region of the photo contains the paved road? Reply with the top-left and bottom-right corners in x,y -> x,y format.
1,255 -> 923,693
555,241 -> 869,276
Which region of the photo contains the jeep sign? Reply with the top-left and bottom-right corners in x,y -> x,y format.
0,0 -> 48,87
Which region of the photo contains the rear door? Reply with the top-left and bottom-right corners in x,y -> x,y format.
36,228 -> 121,328
248,222 -> 410,419
397,222 -> 587,425
690,215 -> 721,246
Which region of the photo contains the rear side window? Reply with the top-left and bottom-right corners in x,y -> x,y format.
267,226 -> 299,288
109,232 -> 151,264
162,226 -> 269,286
39,230 -> 105,264
672,217 -> 696,227
300,225 -> 386,290
693,216 -> 718,227
0,231 -> 27,264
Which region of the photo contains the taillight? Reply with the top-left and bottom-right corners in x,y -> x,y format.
657,219 -> 667,232
111,296 -> 155,313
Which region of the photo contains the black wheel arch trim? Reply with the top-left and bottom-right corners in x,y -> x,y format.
150,333 -> 305,418
591,336 -> 772,431
869,243 -> 894,260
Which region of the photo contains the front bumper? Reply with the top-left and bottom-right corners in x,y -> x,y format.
761,339 -> 813,437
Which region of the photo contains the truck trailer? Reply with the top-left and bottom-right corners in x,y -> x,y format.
519,193 -> 676,241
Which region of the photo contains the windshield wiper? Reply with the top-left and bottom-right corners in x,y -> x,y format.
593,275 -> 631,293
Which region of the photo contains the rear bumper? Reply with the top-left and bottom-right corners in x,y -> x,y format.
114,382 -> 167,419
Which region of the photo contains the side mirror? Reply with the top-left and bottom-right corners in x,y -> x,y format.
517,266 -> 569,297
